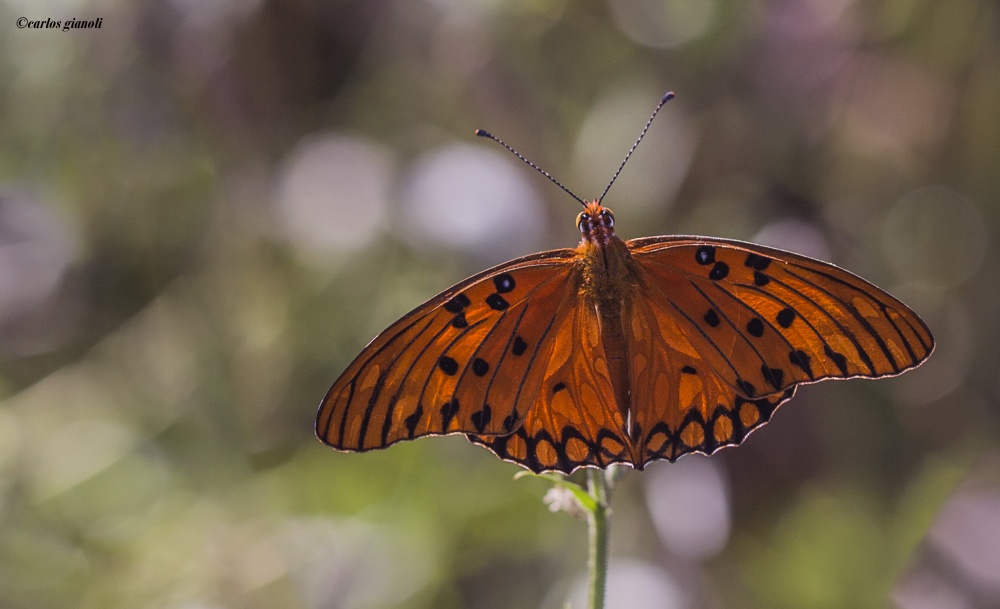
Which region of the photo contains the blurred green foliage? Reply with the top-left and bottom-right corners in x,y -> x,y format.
0,0 -> 996,607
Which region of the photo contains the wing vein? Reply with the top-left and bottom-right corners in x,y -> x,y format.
334,379 -> 356,446
893,304 -> 933,354
512,304 -> 564,419
360,315 -> 445,447
338,315 -> 428,446
783,268 -> 895,373
323,319 -> 420,445
790,265 -> 908,369
381,317 -> 489,444
454,270 -> 571,430
639,275 -> 743,381
411,318 -> 492,431
764,273 -> 878,375
879,302 -> 919,363
687,280 -> 770,379
483,303 -> 533,408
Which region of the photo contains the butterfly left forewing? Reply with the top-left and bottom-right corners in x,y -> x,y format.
316,249 -> 579,452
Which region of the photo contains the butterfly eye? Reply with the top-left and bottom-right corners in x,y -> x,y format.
576,212 -> 587,232
601,209 -> 615,227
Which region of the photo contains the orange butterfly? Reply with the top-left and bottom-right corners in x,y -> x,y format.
316,93 -> 934,474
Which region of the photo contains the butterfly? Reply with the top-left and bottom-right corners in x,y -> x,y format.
315,93 -> 934,475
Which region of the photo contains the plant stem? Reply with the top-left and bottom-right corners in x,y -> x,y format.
586,468 -> 610,609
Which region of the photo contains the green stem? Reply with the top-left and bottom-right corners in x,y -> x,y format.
586,468 -> 610,609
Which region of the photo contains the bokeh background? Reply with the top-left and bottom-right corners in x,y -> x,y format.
0,0 -> 997,607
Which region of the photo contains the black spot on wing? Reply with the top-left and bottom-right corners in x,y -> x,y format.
486,293 -> 509,311
502,411 -> 518,432
681,366 -> 697,374
789,349 -> 813,378
552,382 -> 566,393
747,318 -> 765,337
709,262 -> 730,280
736,379 -> 756,398
512,336 -> 528,356
451,313 -> 468,329
472,357 -> 490,377
471,404 -> 492,433
745,253 -> 772,271
704,309 -> 721,327
761,365 -> 785,390
438,356 -> 459,376
696,246 -> 716,265
493,273 -> 515,294
754,272 -> 770,286
404,404 -> 423,438
824,344 -> 849,375
444,293 -> 470,314
440,399 -> 459,431
776,307 -> 796,328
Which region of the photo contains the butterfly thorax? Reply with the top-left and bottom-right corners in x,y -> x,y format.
576,201 -> 637,303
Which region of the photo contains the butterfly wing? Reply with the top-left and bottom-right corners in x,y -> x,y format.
469,294 -> 635,473
316,249 -> 580,453
625,236 -> 934,465
622,276 -> 796,464
318,231 -> 935,473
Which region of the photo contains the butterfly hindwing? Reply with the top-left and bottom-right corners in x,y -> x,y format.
316,249 -> 578,452
622,276 -> 797,465
470,294 -> 634,473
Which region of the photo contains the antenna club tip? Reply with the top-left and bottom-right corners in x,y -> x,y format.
475,129 -> 492,137
662,91 -> 676,103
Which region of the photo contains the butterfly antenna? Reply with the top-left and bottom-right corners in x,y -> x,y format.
475,129 -> 587,206
598,91 -> 675,203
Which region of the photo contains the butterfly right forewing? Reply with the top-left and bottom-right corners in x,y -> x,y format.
620,235 -> 932,465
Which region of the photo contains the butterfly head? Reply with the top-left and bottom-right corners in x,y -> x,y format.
576,200 -> 616,246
